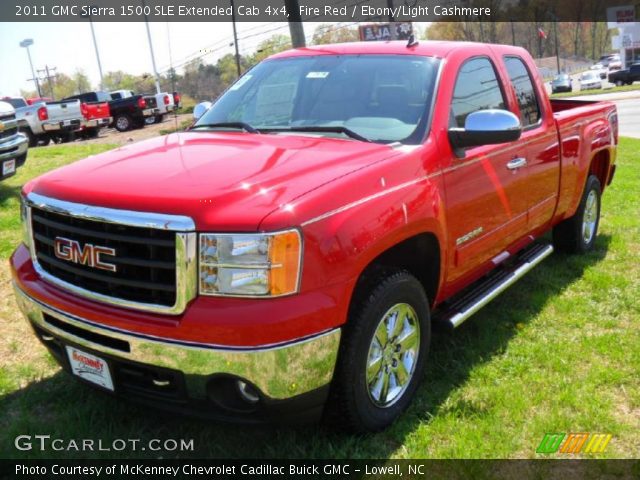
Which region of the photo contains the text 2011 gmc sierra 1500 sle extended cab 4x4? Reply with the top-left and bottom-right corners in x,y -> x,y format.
11,41 -> 617,432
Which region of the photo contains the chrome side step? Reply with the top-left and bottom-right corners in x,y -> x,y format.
435,243 -> 554,329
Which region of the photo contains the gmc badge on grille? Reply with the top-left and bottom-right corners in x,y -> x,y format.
53,237 -> 117,272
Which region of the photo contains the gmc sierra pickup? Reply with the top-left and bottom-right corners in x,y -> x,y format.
11,41 -> 617,432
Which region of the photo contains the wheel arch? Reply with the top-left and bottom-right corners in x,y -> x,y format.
350,231 -> 442,312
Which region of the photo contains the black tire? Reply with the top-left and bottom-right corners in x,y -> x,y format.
325,269 -> 430,433
37,135 -> 51,147
133,118 -> 146,129
553,175 -> 602,254
82,128 -> 99,139
616,80 -> 624,87
114,114 -> 132,132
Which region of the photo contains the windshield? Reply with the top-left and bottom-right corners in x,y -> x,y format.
554,75 -> 569,81
195,55 -> 441,144
582,72 -> 597,80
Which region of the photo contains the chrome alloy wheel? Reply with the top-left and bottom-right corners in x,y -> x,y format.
366,303 -> 420,408
116,116 -> 130,131
582,189 -> 598,244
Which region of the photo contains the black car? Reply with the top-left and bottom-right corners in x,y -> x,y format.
608,63 -> 640,86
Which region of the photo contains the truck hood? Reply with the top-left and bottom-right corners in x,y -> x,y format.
28,131 -> 399,230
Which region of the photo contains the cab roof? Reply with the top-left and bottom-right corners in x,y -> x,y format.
268,40 -> 528,60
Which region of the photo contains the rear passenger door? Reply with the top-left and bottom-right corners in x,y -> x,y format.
502,56 -> 560,232
442,56 -> 530,285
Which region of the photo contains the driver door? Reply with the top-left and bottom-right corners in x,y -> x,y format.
441,56 -> 530,285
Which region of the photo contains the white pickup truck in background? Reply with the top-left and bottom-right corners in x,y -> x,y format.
3,97 -> 84,146
0,101 -> 28,180
110,89 -> 175,124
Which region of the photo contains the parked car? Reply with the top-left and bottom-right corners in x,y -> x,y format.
109,89 -> 172,124
0,101 -> 28,180
598,53 -> 619,68
551,73 -> 572,93
109,90 -> 159,131
12,41 -> 618,432
144,92 -> 175,124
3,96 -> 84,146
579,71 -> 602,90
66,91 -> 157,132
608,63 -> 640,86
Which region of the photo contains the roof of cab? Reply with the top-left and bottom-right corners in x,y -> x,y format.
269,40 -> 528,60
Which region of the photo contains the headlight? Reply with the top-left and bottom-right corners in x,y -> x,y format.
199,230 -> 302,297
20,195 -> 31,248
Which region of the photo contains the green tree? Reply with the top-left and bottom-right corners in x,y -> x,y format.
312,23 -> 359,45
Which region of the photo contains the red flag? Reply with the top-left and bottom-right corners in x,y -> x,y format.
537,27 -> 547,39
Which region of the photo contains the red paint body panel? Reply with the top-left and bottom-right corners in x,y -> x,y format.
12,41 -> 617,346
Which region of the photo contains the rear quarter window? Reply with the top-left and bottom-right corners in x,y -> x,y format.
503,56 -> 541,127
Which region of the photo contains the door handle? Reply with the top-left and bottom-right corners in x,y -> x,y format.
507,157 -> 528,170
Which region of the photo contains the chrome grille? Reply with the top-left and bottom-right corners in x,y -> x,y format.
25,193 -> 197,315
32,208 -> 177,306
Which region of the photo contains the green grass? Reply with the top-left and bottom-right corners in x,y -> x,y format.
550,83 -> 640,98
0,139 -> 639,459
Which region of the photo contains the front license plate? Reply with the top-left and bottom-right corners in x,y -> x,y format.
2,159 -> 16,176
66,346 -> 114,391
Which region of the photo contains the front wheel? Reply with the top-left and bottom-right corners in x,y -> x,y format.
325,270 -> 430,432
553,175 -> 602,254
616,80 -> 624,87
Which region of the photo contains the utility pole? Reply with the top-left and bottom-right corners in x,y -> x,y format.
284,0 -> 306,47
142,0 -> 161,94
549,12 -> 561,74
83,11 -> 104,89
38,65 -> 57,100
510,20 -> 516,46
229,0 -> 242,76
387,0 -> 397,40
19,39 -> 42,97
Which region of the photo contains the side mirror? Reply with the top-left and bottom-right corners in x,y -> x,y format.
193,101 -> 212,120
448,109 -> 522,153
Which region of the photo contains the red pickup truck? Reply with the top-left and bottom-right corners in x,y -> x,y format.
11,41 -> 617,432
79,101 -> 112,139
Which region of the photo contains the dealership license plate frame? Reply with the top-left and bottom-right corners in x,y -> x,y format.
2,159 -> 16,177
66,345 -> 115,392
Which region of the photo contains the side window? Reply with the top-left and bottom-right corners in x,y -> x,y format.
450,57 -> 506,128
504,56 -> 541,127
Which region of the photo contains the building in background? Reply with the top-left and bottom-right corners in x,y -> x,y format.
608,6 -> 640,67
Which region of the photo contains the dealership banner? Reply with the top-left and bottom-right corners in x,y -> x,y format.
3,459 -> 640,479
1,0 -> 637,22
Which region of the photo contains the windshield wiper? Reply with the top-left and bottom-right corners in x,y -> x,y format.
261,126 -> 371,143
190,122 -> 259,134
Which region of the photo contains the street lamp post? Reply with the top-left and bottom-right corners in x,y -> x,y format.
81,9 -> 105,89
19,39 -> 42,97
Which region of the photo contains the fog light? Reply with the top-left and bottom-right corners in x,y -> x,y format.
237,380 -> 260,404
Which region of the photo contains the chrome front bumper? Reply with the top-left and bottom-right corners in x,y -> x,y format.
0,133 -> 28,161
13,284 -> 341,401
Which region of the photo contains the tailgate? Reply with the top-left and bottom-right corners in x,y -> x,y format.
46,100 -> 82,122
85,102 -> 110,120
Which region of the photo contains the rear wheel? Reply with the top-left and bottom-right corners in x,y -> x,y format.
325,270 -> 430,432
616,80 -> 624,86
114,114 -> 132,132
553,175 -> 602,254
